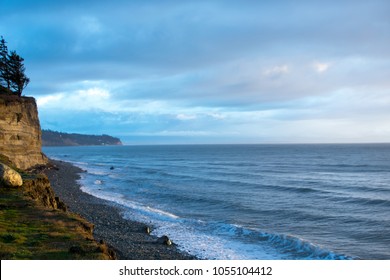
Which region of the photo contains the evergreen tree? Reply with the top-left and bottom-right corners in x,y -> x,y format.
8,50 -> 30,96
0,36 -> 30,96
0,36 -> 11,89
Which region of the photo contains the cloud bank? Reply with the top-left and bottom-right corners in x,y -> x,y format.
1,0 -> 390,143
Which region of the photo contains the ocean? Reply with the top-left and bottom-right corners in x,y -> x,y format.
43,144 -> 390,260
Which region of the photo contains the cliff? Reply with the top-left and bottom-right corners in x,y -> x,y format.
42,130 -> 123,146
0,94 -> 116,259
0,94 -> 48,170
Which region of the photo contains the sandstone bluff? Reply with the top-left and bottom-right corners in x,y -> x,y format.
0,94 -> 48,170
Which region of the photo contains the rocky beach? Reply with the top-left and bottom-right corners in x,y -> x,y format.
44,159 -> 195,260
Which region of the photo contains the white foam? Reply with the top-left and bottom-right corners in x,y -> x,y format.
78,176 -> 179,222
75,160 -> 351,260
149,220 -> 281,260
85,168 -> 109,176
145,206 -> 180,219
77,175 -> 276,259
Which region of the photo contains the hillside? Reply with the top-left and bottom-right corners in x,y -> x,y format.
42,130 -> 122,146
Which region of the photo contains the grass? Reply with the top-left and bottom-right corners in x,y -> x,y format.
0,187 -> 114,260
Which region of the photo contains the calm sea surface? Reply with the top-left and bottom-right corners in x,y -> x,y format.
43,144 -> 390,259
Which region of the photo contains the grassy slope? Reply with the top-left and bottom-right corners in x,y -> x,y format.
0,186 -> 114,260
0,154 -> 115,260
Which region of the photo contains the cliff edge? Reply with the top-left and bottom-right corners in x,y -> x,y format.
0,94 -> 48,170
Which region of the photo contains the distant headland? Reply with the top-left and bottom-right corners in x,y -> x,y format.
42,130 -> 123,146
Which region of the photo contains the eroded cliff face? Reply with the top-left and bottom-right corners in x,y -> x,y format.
0,95 -> 48,170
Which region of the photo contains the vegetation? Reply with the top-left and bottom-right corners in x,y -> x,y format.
0,36 -> 30,96
42,129 -> 122,146
0,155 -> 115,260
0,187 -> 113,259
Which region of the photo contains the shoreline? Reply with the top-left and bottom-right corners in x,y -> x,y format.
44,159 -> 196,260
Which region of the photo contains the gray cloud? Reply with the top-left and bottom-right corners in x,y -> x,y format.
1,0 -> 390,142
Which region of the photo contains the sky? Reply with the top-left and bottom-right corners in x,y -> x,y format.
1,0 -> 390,144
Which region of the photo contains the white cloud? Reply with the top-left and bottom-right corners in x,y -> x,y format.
36,93 -> 65,107
263,65 -> 289,77
79,87 -> 110,98
36,87 -> 110,111
207,112 -> 226,120
176,114 -> 197,120
313,62 -> 331,73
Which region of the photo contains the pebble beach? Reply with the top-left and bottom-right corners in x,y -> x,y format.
44,159 -> 195,260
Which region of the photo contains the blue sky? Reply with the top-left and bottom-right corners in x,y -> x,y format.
1,0 -> 390,144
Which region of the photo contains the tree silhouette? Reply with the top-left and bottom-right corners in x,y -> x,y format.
8,51 -> 30,96
0,36 -> 30,96
0,36 -> 11,89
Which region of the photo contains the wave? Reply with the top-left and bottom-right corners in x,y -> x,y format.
317,163 -> 388,173
79,181 -> 180,222
45,156 -> 89,168
208,222 -> 353,260
319,164 -> 371,168
94,179 -> 104,185
87,169 -> 110,176
257,232 -> 352,260
43,144 -> 390,259
79,177 -> 353,260
343,196 -> 390,207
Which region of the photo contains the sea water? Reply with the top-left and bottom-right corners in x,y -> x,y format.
43,144 -> 390,259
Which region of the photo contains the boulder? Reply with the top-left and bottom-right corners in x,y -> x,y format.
157,235 -> 173,246
0,163 -> 23,187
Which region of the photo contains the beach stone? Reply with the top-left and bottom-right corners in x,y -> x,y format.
157,235 -> 172,246
0,163 -> 23,187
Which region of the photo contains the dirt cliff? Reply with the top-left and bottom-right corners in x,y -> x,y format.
0,95 -> 48,170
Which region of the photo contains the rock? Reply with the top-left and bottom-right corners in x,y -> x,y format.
22,175 -> 58,209
110,166 -> 115,170
0,96 -> 48,170
157,235 -> 172,246
0,163 -> 23,187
